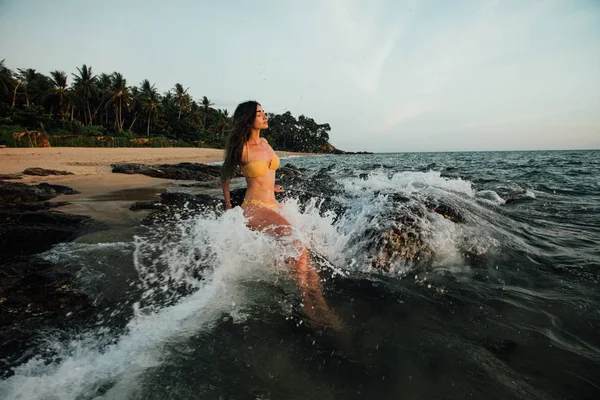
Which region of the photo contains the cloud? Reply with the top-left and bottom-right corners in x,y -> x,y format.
325,0 -> 404,94
376,100 -> 435,133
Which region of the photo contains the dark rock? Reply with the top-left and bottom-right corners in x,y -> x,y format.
0,180 -> 55,202
129,201 -> 166,211
423,200 -> 465,223
37,183 -> 80,195
142,192 -> 225,224
111,162 -> 240,181
23,167 -> 74,176
0,257 -> 93,376
0,181 -> 78,203
0,201 -> 69,211
159,192 -> 223,209
0,173 -> 23,180
0,258 -> 90,324
0,211 -> 94,262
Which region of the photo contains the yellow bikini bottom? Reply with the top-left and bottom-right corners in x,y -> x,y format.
241,199 -> 281,210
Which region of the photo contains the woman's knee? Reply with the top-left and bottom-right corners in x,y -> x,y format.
270,223 -> 293,237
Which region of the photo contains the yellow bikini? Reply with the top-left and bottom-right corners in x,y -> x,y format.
240,142 -> 281,210
240,153 -> 280,177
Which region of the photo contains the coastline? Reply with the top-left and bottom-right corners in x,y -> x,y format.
0,147 -> 314,222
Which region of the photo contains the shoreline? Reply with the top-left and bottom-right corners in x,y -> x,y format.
0,147 -> 315,222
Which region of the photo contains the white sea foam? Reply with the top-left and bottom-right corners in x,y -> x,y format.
476,190 -> 506,205
341,170 -> 475,198
0,208 -> 302,400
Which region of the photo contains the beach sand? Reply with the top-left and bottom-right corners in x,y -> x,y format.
0,147 -> 310,222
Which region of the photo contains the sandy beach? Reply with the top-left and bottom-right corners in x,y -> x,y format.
0,147 -> 312,222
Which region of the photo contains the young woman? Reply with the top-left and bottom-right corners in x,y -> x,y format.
221,101 -> 340,329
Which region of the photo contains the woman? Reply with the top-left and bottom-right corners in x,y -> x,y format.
221,101 -> 340,329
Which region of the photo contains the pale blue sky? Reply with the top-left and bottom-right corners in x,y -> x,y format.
1,0 -> 599,151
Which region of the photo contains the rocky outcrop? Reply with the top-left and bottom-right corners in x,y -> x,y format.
0,173 -> 23,180
0,210 -> 94,261
0,257 -> 93,376
111,162 -> 242,181
23,167 -> 73,176
0,180 -> 95,376
0,181 -> 79,203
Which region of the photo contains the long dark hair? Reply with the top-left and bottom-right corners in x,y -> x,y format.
221,100 -> 260,181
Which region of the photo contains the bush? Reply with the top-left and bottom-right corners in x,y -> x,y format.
61,120 -> 85,135
0,125 -> 28,146
81,125 -> 107,137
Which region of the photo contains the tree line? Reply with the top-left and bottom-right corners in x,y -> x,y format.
0,60 -> 334,152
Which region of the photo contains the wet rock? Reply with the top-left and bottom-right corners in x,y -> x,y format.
141,192 -> 225,224
0,257 -> 93,377
277,164 -> 307,180
0,181 -> 79,203
277,164 -> 343,199
0,258 -> 90,324
368,213 -> 432,273
423,200 -> 465,223
129,200 -> 166,211
37,183 -> 80,195
0,210 -> 94,261
0,180 -> 56,202
23,167 -> 74,176
112,162 -> 241,181
0,201 -> 69,211
0,173 -> 23,180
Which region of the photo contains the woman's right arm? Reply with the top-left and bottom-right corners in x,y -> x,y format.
222,180 -> 232,210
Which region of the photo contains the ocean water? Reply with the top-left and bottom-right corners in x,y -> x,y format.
1,150 -> 599,399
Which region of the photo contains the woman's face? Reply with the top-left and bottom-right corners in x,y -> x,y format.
252,104 -> 269,130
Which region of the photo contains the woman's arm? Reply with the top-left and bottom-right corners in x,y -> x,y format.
222,180 -> 232,210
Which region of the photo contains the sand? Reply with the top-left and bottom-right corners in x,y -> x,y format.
0,147 -> 312,222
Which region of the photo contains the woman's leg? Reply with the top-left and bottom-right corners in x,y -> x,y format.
243,205 -> 341,330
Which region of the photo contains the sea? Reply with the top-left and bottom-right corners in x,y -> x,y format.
1,150 -> 599,399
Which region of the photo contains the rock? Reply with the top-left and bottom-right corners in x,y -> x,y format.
0,173 -> 23,180
0,257 -> 92,376
0,181 -> 79,203
0,181 -> 56,202
0,210 -> 94,261
0,258 -> 90,324
129,201 -> 166,211
142,192 -> 225,224
23,167 -> 73,176
111,162 -> 241,181
0,201 -> 70,211
37,183 -> 80,195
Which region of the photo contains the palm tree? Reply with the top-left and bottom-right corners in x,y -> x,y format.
216,109 -> 230,138
72,64 -> 96,125
140,79 -> 161,136
108,72 -> 131,133
173,83 -> 191,120
0,59 -> 15,96
49,71 -> 68,120
200,95 -> 214,128
96,73 -> 112,125
13,68 -> 38,107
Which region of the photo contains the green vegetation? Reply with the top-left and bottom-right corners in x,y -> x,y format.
0,59 -> 334,151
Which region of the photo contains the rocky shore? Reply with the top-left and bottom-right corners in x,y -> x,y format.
1,159 -> 468,376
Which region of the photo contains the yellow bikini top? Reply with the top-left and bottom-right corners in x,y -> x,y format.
240,142 -> 280,178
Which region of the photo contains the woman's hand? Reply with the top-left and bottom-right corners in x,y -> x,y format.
274,185 -> 284,193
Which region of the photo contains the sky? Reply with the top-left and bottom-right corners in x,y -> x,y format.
1,0 -> 599,152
